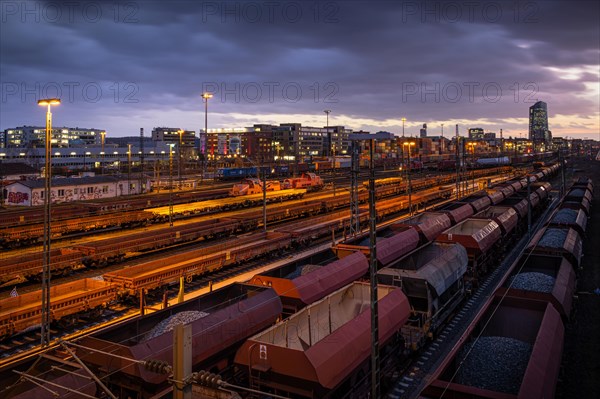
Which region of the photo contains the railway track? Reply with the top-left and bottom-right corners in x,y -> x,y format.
0,234 -> 337,371
386,182 -> 564,398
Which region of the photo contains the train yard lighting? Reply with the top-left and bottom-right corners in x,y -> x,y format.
128,144 -> 132,195
178,129 -> 184,189
403,141 -> 416,215
100,131 -> 106,175
324,109 -> 336,196
201,92 -> 213,184
169,144 -> 175,226
38,97 -> 60,347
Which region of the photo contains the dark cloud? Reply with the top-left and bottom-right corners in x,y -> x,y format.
1,0 -> 598,137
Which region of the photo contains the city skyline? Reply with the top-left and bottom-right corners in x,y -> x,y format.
1,1 -> 599,139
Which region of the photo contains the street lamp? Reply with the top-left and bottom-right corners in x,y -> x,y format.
127,144 -> 132,195
37,97 -> 60,347
169,144 -> 174,226
201,92 -> 213,184
403,141 -> 415,216
100,131 -> 106,175
178,129 -> 184,189
324,109 -> 335,196
467,142 -> 476,192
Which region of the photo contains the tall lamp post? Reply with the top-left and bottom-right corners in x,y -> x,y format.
127,144 -> 132,195
403,141 -> 415,215
467,142 -> 476,192
38,97 -> 60,347
178,129 -> 184,189
201,92 -> 213,184
401,117 -> 407,167
324,109 -> 334,196
100,131 -> 106,175
169,144 -> 174,226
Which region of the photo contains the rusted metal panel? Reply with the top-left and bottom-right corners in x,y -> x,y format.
293,252 -> 369,304
439,203 -> 474,225
561,196 -> 591,216
528,192 -> 540,210
437,218 -> 501,254
461,193 -> 492,213
493,184 -> 516,199
378,243 -> 468,297
502,196 -> 529,219
79,284 -> 282,385
486,189 -> 505,205
234,283 -> 410,393
376,227 -> 420,266
527,227 -> 583,267
421,296 -> 564,399
478,206 -> 518,236
499,254 -> 576,319
395,212 -> 452,243
509,180 -> 523,191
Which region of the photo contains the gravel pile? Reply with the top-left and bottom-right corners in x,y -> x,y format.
538,228 -> 567,248
552,209 -> 578,224
569,189 -> 586,197
144,311 -> 209,341
456,336 -> 532,394
510,272 -> 555,293
286,265 -> 322,279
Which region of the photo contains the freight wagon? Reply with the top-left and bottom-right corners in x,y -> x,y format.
420,295 -> 564,399
77,283 -> 282,399
0,279 -> 116,340
234,282 -> 411,399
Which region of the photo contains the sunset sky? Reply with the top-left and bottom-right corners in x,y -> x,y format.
2,0 -> 599,139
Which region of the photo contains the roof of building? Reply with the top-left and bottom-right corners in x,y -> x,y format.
0,162 -> 39,176
11,176 -> 119,189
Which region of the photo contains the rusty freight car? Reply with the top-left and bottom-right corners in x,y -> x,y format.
234,282 -> 410,398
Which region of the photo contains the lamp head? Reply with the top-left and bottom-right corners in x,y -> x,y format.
202,93 -> 213,99
38,98 -> 61,106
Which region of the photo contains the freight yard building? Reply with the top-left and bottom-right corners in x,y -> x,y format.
4,176 -> 147,206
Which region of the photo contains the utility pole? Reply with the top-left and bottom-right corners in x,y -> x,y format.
38,98 -> 60,347
262,166 -> 267,232
368,138 -> 380,399
350,140 -> 360,236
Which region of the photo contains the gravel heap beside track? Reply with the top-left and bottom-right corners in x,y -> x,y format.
144,311 -> 209,341
510,272 -> 556,293
456,336 -> 532,394
538,228 -> 567,248
285,264 -> 322,279
552,209 -> 578,224
569,189 -> 586,197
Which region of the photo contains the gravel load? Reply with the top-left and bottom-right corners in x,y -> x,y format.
552,209 -> 578,224
285,264 -> 322,279
144,311 -> 209,341
538,228 -> 567,248
568,189 -> 586,197
456,336 -> 532,394
509,272 -> 555,293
